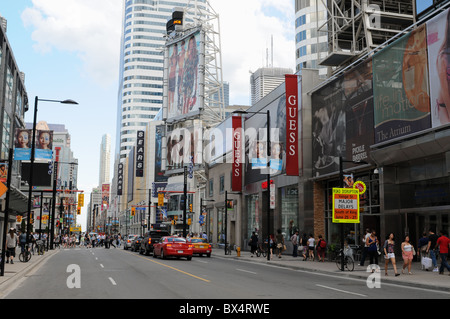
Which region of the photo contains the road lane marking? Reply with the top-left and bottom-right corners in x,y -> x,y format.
236,269 -> 257,275
125,251 -> 210,283
100,264 -> 104,268
316,284 -> 367,297
109,277 -> 117,286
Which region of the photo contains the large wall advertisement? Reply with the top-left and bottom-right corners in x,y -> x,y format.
373,24 -> 431,144
427,8 -> 450,128
312,60 -> 374,177
167,30 -> 202,120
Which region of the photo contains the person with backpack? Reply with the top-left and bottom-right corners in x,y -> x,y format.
316,235 -> 326,262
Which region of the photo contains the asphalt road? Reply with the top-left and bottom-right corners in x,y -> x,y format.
4,247 -> 450,300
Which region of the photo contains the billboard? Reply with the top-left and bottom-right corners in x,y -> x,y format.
154,125 -> 167,182
167,30 -> 203,120
373,24 -> 431,144
312,60 -> 374,177
14,128 -> 53,160
426,7 -> 450,128
166,125 -> 203,169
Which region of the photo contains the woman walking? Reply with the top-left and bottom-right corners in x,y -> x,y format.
383,233 -> 400,276
366,230 -> 379,271
401,236 -> 415,274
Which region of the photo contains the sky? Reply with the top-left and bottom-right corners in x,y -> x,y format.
0,0 -> 296,231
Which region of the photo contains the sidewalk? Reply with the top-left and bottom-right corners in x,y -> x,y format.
211,248 -> 450,292
0,247 -> 59,297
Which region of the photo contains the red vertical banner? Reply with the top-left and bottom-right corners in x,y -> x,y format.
285,75 -> 299,176
232,116 -> 243,191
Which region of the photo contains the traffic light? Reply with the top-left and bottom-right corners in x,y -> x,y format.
78,193 -> 84,207
189,203 -> 193,213
187,218 -> 192,226
77,207 -> 81,215
131,207 -> 136,216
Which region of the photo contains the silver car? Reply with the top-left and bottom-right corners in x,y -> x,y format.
124,234 -> 139,250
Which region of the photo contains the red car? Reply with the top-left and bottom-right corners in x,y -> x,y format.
153,236 -> 193,261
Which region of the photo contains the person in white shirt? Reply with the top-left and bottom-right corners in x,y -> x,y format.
5,228 -> 18,264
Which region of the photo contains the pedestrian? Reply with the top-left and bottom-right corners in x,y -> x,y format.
307,234 -> 315,261
383,233 -> 400,276
359,228 -> 371,266
401,235 -> 415,275
275,229 -> 284,258
269,234 -> 275,260
291,231 -> 299,257
316,235 -> 326,262
366,230 -> 379,271
5,228 -> 17,264
249,231 -> 258,257
418,232 -> 429,257
436,230 -> 450,275
301,233 -> 308,261
426,229 -> 440,272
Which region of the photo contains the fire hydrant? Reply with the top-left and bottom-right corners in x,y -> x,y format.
236,246 -> 241,257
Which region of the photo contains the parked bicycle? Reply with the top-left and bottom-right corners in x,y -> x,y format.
19,244 -> 32,263
335,248 -> 354,271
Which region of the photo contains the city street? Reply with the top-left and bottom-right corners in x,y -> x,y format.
3,247 -> 450,301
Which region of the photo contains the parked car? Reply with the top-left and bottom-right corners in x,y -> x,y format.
153,236 -> 193,260
140,229 -> 170,255
131,236 -> 143,252
188,237 -> 211,257
124,234 -> 139,250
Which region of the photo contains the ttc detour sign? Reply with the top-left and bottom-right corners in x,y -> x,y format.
332,188 -> 360,224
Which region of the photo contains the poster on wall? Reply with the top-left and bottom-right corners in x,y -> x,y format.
312,59 -> 374,177
167,30 -> 202,120
35,130 -> 53,160
426,7 -> 450,128
373,24 -> 431,144
154,125 -> 167,182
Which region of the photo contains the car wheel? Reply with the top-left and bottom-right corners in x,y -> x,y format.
161,249 -> 166,259
207,253 -> 211,258
187,256 -> 192,261
153,250 -> 157,258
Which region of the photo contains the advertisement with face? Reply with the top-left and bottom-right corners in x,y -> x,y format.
167,31 -> 202,120
244,93 -> 286,185
35,130 -> 53,160
427,7 -> 450,127
312,60 -> 374,177
373,24 -> 431,144
14,128 -> 32,160
166,126 -> 202,169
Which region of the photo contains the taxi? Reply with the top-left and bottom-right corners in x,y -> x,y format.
188,237 -> 211,257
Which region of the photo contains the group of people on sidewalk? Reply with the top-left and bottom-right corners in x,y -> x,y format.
359,228 -> 450,276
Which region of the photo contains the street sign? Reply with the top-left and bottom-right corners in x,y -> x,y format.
332,188 -> 360,224
353,181 -> 367,195
270,183 -> 275,209
0,181 -> 7,197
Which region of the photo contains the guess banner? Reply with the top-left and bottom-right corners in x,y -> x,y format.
285,75 -> 299,176
232,116 -> 243,191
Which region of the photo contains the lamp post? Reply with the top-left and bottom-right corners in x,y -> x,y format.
26,97 -> 78,246
233,109 -> 271,261
338,156 -> 369,271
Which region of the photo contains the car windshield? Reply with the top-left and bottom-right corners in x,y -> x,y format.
166,237 -> 186,243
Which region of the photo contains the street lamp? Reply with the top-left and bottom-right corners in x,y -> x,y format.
338,156 -> 369,271
26,97 -> 78,246
233,109 -> 271,261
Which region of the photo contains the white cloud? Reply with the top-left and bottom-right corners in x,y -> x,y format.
210,0 -> 296,105
21,0 -> 122,87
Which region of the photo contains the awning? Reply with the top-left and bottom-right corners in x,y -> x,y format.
8,185 -> 29,214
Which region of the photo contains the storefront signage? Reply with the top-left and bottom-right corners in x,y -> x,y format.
353,181 -> 367,195
332,188 -> 360,224
285,74 -> 299,176
232,116 -> 243,191
136,130 -> 145,177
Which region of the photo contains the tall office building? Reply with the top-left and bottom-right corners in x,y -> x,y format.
115,0 -> 198,160
99,134 -> 111,185
250,67 -> 293,105
295,0 -> 328,78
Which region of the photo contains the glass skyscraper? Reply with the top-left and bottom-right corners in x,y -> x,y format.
116,0 -> 203,159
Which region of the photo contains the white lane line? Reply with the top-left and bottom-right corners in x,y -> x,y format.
236,268 -> 257,275
100,264 -> 104,268
316,284 -> 367,297
109,277 -> 117,286
195,260 -> 209,264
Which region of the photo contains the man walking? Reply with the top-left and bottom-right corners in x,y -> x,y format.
436,230 -> 450,275
359,228 -> 371,266
426,229 -> 439,272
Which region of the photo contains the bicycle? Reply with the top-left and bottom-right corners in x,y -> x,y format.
225,243 -> 237,255
255,243 -> 267,258
335,248 -> 354,271
19,244 -> 32,263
